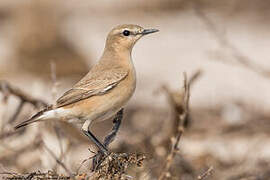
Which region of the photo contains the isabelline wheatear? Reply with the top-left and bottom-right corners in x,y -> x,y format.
15,24 -> 159,154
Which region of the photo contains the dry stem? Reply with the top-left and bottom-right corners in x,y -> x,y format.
158,72 -> 191,180
0,80 -> 48,108
197,166 -> 214,180
191,1 -> 270,78
0,80 -> 48,124
43,143 -> 74,179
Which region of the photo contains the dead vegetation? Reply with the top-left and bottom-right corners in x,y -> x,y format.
2,73 -> 270,179
91,153 -> 146,180
1,0 -> 270,179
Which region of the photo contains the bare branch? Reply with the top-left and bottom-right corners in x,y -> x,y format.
162,70 -> 201,136
158,127 -> 184,180
0,80 -> 48,125
8,100 -> 24,124
0,130 -> 21,140
0,80 -> 48,108
0,135 -> 43,163
191,1 -> 270,78
197,166 -> 214,180
158,72 -> 191,180
43,143 -> 74,179
50,60 -> 59,102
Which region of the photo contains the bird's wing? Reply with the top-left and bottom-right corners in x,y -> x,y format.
56,67 -> 128,107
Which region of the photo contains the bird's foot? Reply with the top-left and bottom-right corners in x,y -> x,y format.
91,150 -> 109,172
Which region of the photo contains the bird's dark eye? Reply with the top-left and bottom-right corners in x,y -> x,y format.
123,30 -> 130,36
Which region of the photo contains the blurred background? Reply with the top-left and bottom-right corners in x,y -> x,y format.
1,0 -> 270,179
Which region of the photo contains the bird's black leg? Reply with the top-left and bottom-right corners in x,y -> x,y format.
82,130 -> 108,155
104,108 -> 123,148
92,108 -> 124,171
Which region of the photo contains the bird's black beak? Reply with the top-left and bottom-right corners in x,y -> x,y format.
141,29 -> 159,35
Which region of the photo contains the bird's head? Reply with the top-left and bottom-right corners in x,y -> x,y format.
105,24 -> 159,52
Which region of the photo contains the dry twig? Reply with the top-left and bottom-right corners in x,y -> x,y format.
0,135 -> 43,163
197,166 -> 214,180
50,60 -> 66,171
191,1 -> 270,78
158,72 -> 191,180
0,80 -> 47,108
162,70 -> 201,134
43,143 -> 74,179
0,81 -> 49,143
0,130 -> 20,140
0,80 -> 48,124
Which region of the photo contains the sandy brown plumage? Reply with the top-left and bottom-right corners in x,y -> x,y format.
15,24 -> 159,154
56,67 -> 129,108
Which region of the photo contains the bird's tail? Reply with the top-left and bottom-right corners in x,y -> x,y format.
14,106 -> 53,129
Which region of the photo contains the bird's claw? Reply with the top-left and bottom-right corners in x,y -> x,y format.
91,150 -> 110,171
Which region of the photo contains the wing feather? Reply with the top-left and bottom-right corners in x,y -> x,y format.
56,68 -> 128,107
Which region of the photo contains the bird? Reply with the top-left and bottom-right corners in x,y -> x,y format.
15,24 -> 159,155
